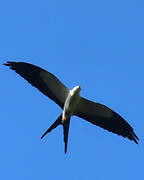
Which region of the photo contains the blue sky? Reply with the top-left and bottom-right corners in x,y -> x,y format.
1,0 -> 144,179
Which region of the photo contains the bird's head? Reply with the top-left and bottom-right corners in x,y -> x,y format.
70,86 -> 81,96
74,85 -> 81,92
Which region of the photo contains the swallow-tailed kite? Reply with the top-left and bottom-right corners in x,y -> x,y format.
4,61 -> 139,153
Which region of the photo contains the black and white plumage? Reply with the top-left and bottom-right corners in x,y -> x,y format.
4,61 -> 139,153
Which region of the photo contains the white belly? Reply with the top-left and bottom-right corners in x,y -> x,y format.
62,86 -> 81,123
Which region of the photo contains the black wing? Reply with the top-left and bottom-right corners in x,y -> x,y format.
4,61 -> 69,109
74,97 -> 139,144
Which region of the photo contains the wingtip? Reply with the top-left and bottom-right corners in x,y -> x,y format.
133,136 -> 139,144
3,61 -> 10,66
3,61 -> 17,69
134,140 -> 138,144
131,131 -> 139,144
3,61 -> 13,65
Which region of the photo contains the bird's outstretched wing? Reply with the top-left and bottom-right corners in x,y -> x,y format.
74,97 -> 139,144
4,61 -> 69,109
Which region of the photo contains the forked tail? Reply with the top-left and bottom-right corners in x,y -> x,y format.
63,118 -> 70,154
41,114 -> 62,139
41,113 -> 71,154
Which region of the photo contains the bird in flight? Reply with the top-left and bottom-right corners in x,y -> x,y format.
4,61 -> 139,153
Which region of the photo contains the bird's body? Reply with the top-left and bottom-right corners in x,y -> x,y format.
4,61 -> 139,153
62,86 -> 81,123
62,86 -> 81,153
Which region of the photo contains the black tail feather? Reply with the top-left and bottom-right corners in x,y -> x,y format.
41,114 -> 62,139
63,119 -> 70,154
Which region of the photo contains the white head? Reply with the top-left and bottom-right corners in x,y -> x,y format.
70,86 -> 81,96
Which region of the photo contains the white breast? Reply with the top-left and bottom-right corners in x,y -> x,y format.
62,86 -> 81,122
